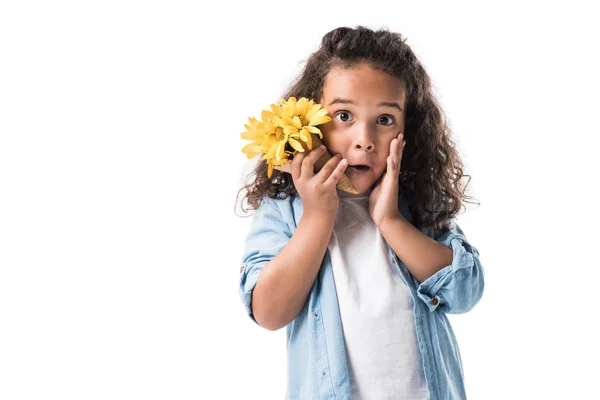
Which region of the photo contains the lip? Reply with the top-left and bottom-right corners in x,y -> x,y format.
348,161 -> 372,168
347,165 -> 371,175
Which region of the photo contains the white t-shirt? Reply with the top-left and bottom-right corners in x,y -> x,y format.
327,188 -> 430,400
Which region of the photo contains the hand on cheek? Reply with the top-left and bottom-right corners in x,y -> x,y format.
369,133 -> 406,227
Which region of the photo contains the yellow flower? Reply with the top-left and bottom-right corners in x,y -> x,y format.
240,117 -> 264,159
241,97 -> 332,178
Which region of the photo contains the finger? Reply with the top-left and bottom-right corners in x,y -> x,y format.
389,138 -> 399,170
386,142 -> 400,184
390,133 -> 405,171
315,153 -> 343,183
324,157 -> 348,187
301,145 -> 326,178
398,133 -> 405,165
291,150 -> 306,180
387,154 -> 397,181
398,141 -> 405,169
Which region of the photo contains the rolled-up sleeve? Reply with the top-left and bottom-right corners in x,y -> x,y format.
239,196 -> 292,325
415,218 -> 484,314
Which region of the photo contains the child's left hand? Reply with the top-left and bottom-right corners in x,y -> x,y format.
369,132 -> 406,227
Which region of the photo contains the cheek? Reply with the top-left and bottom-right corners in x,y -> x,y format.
319,124 -> 332,146
320,130 -> 342,152
320,135 -> 332,150
373,166 -> 386,181
377,139 -> 391,155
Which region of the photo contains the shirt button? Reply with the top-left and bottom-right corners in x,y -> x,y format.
431,297 -> 439,306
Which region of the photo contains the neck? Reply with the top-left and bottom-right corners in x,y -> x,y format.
338,187 -> 373,199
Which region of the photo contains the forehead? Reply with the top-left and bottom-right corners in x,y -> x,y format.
321,64 -> 406,105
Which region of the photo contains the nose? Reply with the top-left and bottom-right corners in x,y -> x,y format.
352,124 -> 375,152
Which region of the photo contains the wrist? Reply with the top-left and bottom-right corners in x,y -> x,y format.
303,209 -> 336,224
377,212 -> 404,230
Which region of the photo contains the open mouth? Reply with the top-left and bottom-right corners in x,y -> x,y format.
349,165 -> 370,172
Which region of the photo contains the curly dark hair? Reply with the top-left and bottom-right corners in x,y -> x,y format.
235,25 -> 479,230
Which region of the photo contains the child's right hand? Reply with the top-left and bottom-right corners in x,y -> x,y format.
291,145 -> 348,218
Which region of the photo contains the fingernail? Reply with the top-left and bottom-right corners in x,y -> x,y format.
320,145 -> 326,150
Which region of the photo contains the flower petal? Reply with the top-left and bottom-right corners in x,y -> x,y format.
282,97 -> 297,118
305,125 -> 321,134
309,109 -> 330,125
241,130 -> 256,140
276,140 -> 286,161
266,143 -> 278,159
262,109 -> 275,122
241,142 -> 261,158
292,115 -> 302,129
300,128 -> 313,149
283,125 -> 298,135
297,97 -> 309,116
288,137 -> 305,152
270,103 -> 282,118
305,104 -> 322,121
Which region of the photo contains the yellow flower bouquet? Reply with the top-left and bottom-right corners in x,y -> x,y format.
241,97 -> 358,194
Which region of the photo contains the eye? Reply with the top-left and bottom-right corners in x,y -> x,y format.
377,115 -> 395,126
334,111 -> 352,122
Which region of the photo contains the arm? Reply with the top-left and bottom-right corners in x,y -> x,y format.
239,196 -> 335,331
379,215 -> 453,283
253,211 -> 334,331
380,215 -> 484,314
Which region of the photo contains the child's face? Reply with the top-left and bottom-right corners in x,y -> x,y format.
319,63 -> 407,194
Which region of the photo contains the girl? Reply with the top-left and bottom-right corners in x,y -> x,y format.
236,26 -> 484,400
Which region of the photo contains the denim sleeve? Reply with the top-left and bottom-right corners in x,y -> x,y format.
239,196 -> 292,326
414,218 -> 484,314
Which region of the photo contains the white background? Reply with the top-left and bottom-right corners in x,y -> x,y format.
1,1 -> 599,399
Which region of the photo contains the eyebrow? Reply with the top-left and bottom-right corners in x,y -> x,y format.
327,98 -> 403,112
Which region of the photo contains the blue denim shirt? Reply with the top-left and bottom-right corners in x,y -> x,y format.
239,190 -> 484,400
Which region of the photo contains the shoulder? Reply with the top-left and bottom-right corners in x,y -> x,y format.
243,193 -> 299,242
252,192 -> 300,223
258,192 -> 299,210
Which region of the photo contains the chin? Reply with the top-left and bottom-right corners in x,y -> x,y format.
346,166 -> 387,194
347,174 -> 377,194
